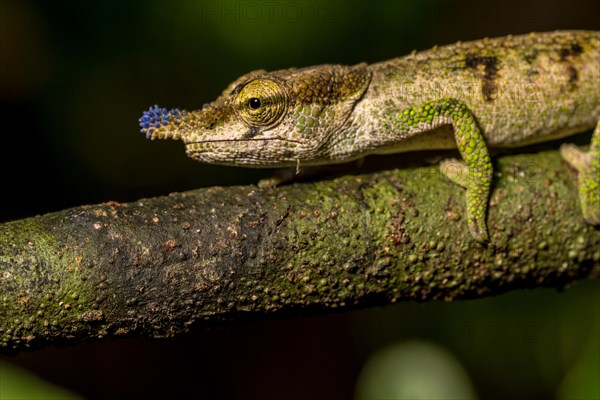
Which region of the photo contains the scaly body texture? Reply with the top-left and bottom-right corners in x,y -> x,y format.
140,31 -> 600,242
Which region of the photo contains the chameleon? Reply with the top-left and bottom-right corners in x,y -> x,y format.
139,30 -> 599,242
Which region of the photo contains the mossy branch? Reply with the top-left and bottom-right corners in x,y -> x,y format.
1,150 -> 599,354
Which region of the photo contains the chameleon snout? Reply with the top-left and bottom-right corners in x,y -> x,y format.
139,105 -> 186,141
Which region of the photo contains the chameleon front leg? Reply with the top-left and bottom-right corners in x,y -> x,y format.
390,99 -> 493,242
560,121 -> 600,225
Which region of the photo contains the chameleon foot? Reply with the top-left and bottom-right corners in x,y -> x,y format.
388,99 -> 493,242
560,136 -> 600,225
440,158 -> 491,242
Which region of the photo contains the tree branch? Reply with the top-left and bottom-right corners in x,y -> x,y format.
1,150 -> 598,354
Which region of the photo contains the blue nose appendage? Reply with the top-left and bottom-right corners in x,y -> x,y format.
139,105 -> 186,140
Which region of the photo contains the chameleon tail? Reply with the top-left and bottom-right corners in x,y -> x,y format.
139,105 -> 187,140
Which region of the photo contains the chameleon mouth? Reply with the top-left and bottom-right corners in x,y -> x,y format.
184,138 -> 304,165
186,137 -> 301,145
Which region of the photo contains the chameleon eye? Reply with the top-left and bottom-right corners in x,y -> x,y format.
248,98 -> 261,109
237,79 -> 288,128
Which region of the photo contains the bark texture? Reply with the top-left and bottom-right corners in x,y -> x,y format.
1,150 -> 599,354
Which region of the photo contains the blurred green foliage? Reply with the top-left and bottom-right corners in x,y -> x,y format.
354,278 -> 600,400
0,361 -> 82,400
355,340 -> 477,399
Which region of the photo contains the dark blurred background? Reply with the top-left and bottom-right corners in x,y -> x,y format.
1,1 -> 599,399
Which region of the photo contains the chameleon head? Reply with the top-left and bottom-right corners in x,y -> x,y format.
140,64 -> 371,167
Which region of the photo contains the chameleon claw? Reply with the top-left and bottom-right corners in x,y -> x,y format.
560,133 -> 600,225
441,159 -> 491,242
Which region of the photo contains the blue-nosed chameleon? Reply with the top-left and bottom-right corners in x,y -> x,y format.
139,31 -> 599,242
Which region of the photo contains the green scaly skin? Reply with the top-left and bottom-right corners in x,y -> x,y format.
141,31 -> 600,242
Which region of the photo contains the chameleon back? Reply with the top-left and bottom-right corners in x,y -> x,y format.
364,30 -> 600,147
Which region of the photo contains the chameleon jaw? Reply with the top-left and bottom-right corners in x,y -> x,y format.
184,137 -> 305,167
